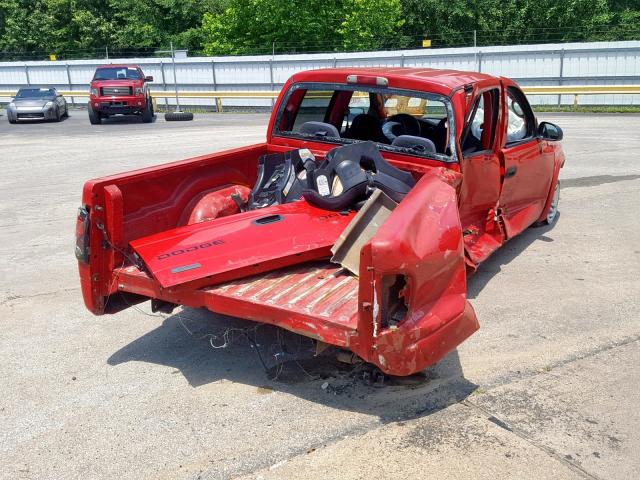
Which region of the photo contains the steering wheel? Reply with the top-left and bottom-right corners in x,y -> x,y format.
382,113 -> 421,141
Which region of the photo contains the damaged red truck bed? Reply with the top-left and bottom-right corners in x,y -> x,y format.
76,67 -> 565,376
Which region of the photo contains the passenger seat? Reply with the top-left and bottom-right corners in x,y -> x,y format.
391,135 -> 436,153
299,121 -> 340,138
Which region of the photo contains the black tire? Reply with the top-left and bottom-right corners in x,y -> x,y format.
64,104 -> 69,117
142,98 -> 153,123
165,111 -> 194,122
8,117 -> 17,124
88,106 -> 102,125
533,181 -> 560,227
54,107 -> 61,122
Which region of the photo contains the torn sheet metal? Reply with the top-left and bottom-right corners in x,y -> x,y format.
330,189 -> 397,275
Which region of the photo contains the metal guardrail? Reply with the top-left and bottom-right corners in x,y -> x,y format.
2,85 -> 639,111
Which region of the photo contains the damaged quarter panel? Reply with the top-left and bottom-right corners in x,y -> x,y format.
365,167 -> 479,375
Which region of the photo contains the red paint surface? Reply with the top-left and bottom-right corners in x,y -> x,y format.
182,185 -> 250,225
131,201 -> 355,288
77,67 -> 564,376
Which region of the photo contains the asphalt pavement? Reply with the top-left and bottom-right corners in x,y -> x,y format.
0,110 -> 638,480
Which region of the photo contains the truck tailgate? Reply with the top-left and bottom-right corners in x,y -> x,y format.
114,260 -> 360,346
204,261 -> 359,345
130,201 -> 355,289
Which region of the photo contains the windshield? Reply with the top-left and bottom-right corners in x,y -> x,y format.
93,67 -> 142,81
15,88 -> 56,100
274,82 -> 455,162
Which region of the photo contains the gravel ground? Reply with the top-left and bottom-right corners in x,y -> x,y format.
0,110 -> 638,480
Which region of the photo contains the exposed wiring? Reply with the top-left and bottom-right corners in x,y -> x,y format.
95,220 -> 141,268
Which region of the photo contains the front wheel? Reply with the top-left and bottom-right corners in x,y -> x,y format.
88,106 -> 101,125
54,106 -> 61,122
141,98 -> 153,123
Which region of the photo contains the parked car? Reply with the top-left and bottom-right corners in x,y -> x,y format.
76,67 -> 564,377
88,64 -> 154,124
6,87 -> 68,123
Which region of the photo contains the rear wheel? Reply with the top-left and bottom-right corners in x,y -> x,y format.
534,181 -> 559,227
88,106 -> 101,125
165,110 -> 194,122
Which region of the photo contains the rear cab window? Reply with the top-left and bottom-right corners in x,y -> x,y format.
274,82 -> 457,163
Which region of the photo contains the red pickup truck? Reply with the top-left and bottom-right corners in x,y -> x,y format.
88,64 -> 154,124
76,68 -> 564,376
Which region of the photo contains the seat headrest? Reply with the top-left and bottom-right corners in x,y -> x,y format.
299,121 -> 340,138
391,135 -> 436,153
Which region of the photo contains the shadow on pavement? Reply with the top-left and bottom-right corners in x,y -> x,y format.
467,215 -> 559,299
105,205 -> 563,419
108,306 -> 476,420
99,114 -> 157,124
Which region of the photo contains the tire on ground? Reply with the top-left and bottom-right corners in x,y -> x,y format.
88,107 -> 101,125
165,111 -> 194,122
142,99 -> 153,123
533,181 -> 560,227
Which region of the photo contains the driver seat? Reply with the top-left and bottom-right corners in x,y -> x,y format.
345,114 -> 387,143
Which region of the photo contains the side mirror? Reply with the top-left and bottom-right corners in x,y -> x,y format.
145,75 -> 154,82
538,121 -> 563,141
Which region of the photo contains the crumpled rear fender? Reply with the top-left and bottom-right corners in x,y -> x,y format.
360,167 -> 479,376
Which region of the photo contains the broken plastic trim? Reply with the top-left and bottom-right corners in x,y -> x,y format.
380,274 -> 409,328
75,206 -> 90,264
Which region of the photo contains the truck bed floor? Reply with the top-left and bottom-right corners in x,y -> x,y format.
203,262 -> 359,344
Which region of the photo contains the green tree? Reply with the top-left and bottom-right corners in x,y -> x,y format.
609,0 -> 640,40
338,0 -> 404,51
202,0 -> 345,55
107,0 -> 225,52
0,0 -> 637,59
201,0 -> 404,55
0,0 -> 225,58
399,0 -> 616,48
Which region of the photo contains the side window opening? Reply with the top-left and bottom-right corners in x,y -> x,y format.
506,87 -> 536,144
342,92 -> 370,133
290,90 -> 335,132
462,89 -> 499,156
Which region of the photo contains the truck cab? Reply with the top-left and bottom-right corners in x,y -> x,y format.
88,64 -> 154,124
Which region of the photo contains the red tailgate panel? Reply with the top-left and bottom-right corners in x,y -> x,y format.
130,201 -> 355,288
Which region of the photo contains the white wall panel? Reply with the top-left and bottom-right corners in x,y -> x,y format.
1,40 -> 638,107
